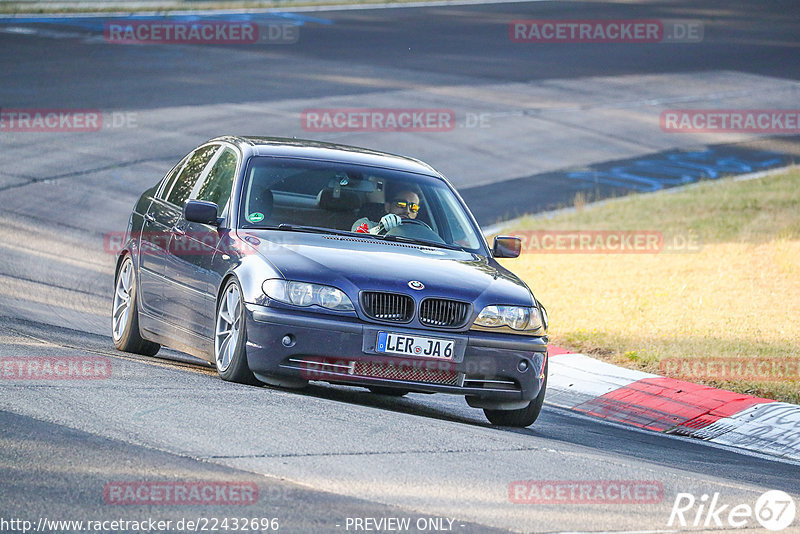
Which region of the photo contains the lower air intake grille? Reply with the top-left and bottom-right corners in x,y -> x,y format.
353,360 -> 460,385
419,298 -> 470,328
361,292 -> 414,322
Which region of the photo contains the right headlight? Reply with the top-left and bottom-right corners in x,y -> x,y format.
472,305 -> 545,334
262,279 -> 354,312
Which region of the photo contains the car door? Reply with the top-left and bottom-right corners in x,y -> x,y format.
137,152 -> 191,318
164,145 -> 239,339
151,144 -> 220,330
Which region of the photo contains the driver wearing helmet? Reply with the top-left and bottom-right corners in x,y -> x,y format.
351,189 -> 420,234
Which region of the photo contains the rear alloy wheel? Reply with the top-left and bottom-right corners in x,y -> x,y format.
483,361 -> 548,427
214,279 -> 258,384
112,256 -> 160,356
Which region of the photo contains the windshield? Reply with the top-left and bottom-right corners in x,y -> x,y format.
238,157 -> 485,253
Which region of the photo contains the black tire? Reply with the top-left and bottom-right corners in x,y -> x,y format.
214,278 -> 258,385
112,256 -> 160,356
483,360 -> 548,427
368,386 -> 410,397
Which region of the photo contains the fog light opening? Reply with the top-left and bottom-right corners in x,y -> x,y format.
517,359 -> 530,373
281,334 -> 296,347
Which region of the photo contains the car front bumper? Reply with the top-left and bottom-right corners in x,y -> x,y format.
245,304 -> 547,406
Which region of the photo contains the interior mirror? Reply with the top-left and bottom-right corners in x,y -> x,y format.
183,200 -> 219,226
493,236 -> 521,258
327,175 -> 376,193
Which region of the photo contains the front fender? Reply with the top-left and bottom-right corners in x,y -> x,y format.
216,250 -> 282,305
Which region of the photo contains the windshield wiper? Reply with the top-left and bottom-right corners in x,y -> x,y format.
273,224 -> 380,239
267,224 -> 465,250
380,234 -> 465,251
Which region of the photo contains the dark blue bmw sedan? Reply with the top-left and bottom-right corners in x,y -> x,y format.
112,136 -> 549,426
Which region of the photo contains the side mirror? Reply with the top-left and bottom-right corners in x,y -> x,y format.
183,200 -> 219,226
493,236 -> 521,258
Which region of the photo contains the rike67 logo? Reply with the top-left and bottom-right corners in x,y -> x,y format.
668,490 -> 796,531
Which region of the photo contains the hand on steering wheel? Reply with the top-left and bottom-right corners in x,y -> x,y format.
369,214 -> 402,234
380,214 -> 402,231
370,215 -> 433,235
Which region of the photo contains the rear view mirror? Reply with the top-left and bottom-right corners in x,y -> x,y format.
493,236 -> 521,258
327,175 -> 376,192
183,200 -> 219,226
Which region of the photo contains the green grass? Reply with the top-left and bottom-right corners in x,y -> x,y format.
497,167 -> 800,403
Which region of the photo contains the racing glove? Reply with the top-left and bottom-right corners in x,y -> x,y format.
377,213 -> 402,232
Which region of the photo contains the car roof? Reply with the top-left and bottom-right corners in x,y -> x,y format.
210,136 -> 442,177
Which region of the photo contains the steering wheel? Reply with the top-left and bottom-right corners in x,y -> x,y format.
383,218 -> 445,244
396,219 -> 432,231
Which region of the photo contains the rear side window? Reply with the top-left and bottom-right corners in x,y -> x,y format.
164,145 -> 218,207
193,147 -> 237,210
158,153 -> 191,199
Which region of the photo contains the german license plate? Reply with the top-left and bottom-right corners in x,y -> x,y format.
376,332 -> 454,359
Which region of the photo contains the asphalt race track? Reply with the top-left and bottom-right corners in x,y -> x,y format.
1,0 -> 799,532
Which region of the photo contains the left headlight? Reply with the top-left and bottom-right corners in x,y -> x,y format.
262,279 -> 355,312
472,305 -> 545,334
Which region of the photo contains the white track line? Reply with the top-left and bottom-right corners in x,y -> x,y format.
2,0 -> 550,18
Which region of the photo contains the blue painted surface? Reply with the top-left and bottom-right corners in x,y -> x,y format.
567,149 -> 786,192
462,145 -> 795,225
376,331 -> 387,352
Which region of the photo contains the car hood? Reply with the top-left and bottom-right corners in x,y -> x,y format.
240,230 -> 534,306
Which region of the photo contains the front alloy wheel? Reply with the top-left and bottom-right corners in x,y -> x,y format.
214,279 -> 257,384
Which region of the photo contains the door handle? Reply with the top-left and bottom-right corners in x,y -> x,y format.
144,213 -> 155,223
171,225 -> 186,236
